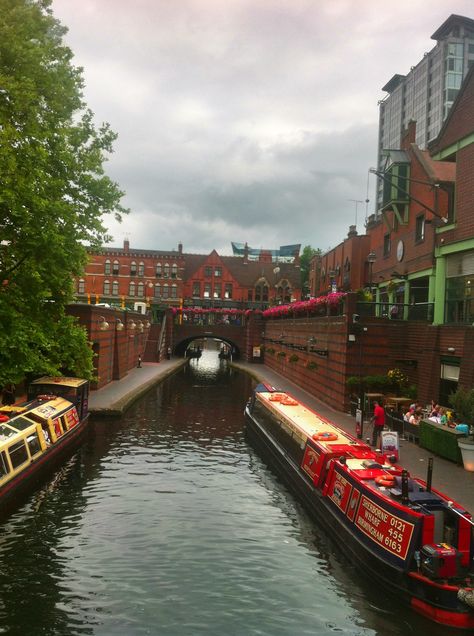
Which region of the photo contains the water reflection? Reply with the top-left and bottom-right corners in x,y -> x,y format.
0,352 -> 460,635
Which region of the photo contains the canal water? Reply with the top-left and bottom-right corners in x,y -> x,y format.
0,352 -> 459,635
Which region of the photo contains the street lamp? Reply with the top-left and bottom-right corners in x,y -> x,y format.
367,252 -> 376,294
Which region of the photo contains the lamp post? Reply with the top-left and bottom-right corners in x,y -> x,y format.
273,266 -> 280,305
367,251 -> 376,295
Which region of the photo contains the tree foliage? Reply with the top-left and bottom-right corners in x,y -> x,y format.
0,0 -> 128,385
300,245 -> 320,294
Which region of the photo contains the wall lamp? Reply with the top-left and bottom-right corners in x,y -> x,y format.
128,320 -> 136,330
307,336 -> 316,344
137,320 -> 144,333
116,319 -> 125,331
447,347 -> 456,353
145,320 -> 151,329
98,316 -> 109,331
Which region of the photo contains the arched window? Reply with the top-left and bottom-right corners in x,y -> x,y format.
154,283 -> 161,298
78,279 -> 85,294
129,282 -> 135,296
156,262 -> 162,277
171,263 -> 178,279
164,263 -> 170,278
171,284 -> 177,298
104,259 -> 111,275
138,261 -> 145,277
103,279 -> 110,295
112,280 -> 119,296
137,282 -> 144,297
255,280 -> 269,302
130,261 -> 137,276
163,284 -> 169,298
113,260 -> 119,275
276,279 -> 291,303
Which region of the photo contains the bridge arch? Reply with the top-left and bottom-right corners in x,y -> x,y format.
173,336 -> 241,359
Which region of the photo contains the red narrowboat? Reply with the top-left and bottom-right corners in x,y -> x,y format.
245,384 -> 474,629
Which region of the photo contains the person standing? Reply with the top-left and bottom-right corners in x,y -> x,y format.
1,383 -> 16,406
371,400 -> 385,448
137,354 -> 142,368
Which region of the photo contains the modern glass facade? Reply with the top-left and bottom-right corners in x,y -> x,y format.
376,15 -> 474,210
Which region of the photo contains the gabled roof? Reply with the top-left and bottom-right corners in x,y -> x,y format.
411,146 -> 456,183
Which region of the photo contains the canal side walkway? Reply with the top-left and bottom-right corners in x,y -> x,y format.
231,361 -> 474,514
88,358 -> 187,416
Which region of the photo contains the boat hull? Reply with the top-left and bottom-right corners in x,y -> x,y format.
245,405 -> 474,629
0,414 -> 90,517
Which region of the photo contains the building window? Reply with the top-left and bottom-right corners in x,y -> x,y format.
112,280 -> 119,296
383,234 -> 391,257
224,283 -> 232,299
192,282 -> 200,297
171,264 -> 178,279
154,284 -> 161,298
255,283 -> 269,302
164,263 -> 170,278
129,282 -> 135,296
276,283 -> 290,303
204,283 -> 211,298
130,261 -> 137,276
214,283 -> 221,299
171,284 -> 177,299
104,259 -> 111,275
214,267 -> 222,277
248,289 -> 253,302
138,262 -> 145,277
137,282 -> 144,297
78,279 -> 85,294
415,214 -> 425,243
204,266 -> 212,278
156,262 -> 162,277
113,260 -> 119,275
162,284 -> 169,299
103,280 -> 110,295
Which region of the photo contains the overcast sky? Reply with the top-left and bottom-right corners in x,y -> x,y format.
52,0 -> 473,256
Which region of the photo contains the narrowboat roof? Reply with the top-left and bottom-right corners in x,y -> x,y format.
30,376 -> 88,388
257,391 -> 353,445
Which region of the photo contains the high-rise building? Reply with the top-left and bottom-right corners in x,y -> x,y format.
376,14 -> 474,209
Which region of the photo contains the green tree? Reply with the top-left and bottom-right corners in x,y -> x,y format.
300,245 -> 320,297
0,0 -> 128,385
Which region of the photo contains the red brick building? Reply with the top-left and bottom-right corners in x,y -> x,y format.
75,241 -> 302,312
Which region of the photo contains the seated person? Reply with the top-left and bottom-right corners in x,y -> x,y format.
404,407 -> 415,422
409,410 -> 422,426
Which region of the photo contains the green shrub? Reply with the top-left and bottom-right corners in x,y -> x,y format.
289,354 -> 299,363
306,361 -> 317,370
276,351 -> 286,358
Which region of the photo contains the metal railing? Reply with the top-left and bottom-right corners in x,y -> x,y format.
356,301 -> 434,322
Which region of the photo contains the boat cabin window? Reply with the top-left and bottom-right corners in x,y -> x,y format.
8,440 -> 29,469
7,416 -> 35,432
0,424 -> 16,442
26,432 -> 42,457
0,451 -> 9,478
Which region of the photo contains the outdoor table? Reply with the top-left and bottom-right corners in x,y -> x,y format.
385,396 -> 411,409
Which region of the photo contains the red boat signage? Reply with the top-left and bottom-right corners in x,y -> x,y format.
327,470 -> 352,513
301,446 -> 320,481
355,494 -> 415,560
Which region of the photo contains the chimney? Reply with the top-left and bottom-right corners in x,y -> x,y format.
124,238 -> 130,252
401,120 -> 416,149
178,242 -> 183,254
347,225 -> 358,238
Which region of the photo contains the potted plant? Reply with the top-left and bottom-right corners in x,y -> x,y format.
449,388 -> 474,471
